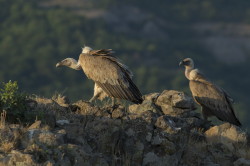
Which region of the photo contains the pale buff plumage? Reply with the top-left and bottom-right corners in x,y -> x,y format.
89,83 -> 108,102
179,58 -> 241,126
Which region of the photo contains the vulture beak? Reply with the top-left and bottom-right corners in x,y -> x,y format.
56,62 -> 62,68
179,61 -> 184,67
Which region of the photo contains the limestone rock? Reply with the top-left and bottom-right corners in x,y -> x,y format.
156,90 -> 195,109
155,115 -> 181,132
161,139 -> 176,155
128,99 -> 160,114
142,152 -> 178,166
56,119 -> 70,126
205,123 -> 248,151
234,158 -> 250,166
0,150 -> 38,166
151,134 -> 162,145
143,93 -> 160,102
143,152 -> 159,166
71,100 -> 99,115
1,91 -> 249,166
112,105 -> 125,119
22,129 -> 65,148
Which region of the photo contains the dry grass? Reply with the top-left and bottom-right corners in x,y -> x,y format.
32,95 -> 54,105
0,110 -> 24,153
0,126 -> 23,153
0,141 -> 16,152
0,110 -> 7,128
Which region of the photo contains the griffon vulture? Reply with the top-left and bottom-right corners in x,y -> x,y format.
179,58 -> 241,126
56,46 -> 143,104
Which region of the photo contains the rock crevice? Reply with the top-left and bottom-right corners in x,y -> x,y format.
0,90 -> 248,166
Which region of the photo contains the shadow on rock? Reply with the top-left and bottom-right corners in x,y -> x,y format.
0,90 -> 249,166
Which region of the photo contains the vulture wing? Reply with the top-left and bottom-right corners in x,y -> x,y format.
190,73 -> 241,126
79,51 -> 142,104
90,49 -> 133,77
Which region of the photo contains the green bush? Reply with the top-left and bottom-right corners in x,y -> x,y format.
0,81 -> 27,121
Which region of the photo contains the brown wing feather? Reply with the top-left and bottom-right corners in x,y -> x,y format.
90,49 -> 114,56
90,49 -> 133,78
190,80 -> 241,126
79,51 -> 142,104
96,78 -> 142,104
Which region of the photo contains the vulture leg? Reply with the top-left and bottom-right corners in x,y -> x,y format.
89,92 -> 101,103
201,106 -> 213,123
111,97 -> 116,106
111,97 -> 120,108
89,96 -> 96,103
201,107 -> 208,120
201,106 -> 208,120
110,98 -> 122,108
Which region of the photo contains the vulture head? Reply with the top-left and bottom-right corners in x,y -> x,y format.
179,58 -> 194,69
56,58 -> 81,70
82,46 -> 93,53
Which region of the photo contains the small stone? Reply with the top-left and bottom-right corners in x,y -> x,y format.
136,141 -> 144,151
0,150 -> 38,166
73,100 -> 99,115
57,157 -> 71,166
95,109 -> 111,118
126,128 -> 135,137
112,106 -> 125,119
155,116 -> 170,129
128,100 -> 160,115
151,135 -> 162,145
57,129 -> 67,134
43,160 -> 55,166
161,105 -> 192,116
234,158 -> 250,166
56,120 -> 70,126
156,90 -> 195,109
38,131 -> 64,146
143,152 -> 159,166
162,139 -> 176,155
205,123 -> 247,151
27,129 -> 39,140
143,93 -> 160,102
146,132 -> 152,142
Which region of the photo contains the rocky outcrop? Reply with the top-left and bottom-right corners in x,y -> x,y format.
0,90 -> 249,166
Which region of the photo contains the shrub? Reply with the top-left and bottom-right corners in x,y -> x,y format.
0,81 -> 27,122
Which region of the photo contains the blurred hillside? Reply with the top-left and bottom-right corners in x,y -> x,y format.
0,0 -> 249,128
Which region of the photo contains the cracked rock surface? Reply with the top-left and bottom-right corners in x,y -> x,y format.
0,90 -> 248,166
